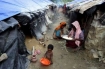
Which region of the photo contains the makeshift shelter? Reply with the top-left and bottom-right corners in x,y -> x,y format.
0,0 -> 56,39
13,7 -> 56,40
0,17 -> 29,69
66,0 -> 105,63
0,0 -> 54,21
0,0 -> 56,69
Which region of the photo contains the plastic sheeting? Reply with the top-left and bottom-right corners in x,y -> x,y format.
0,18 -> 18,33
0,0 -> 53,21
0,17 -> 29,69
45,9 -> 54,25
13,11 -> 48,40
30,12 -> 47,40
70,0 -> 104,14
66,0 -> 86,7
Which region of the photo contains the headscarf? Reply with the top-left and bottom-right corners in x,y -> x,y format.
72,21 -> 82,47
72,21 -> 82,39
55,22 -> 66,30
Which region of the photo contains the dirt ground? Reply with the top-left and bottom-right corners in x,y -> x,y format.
25,10 -> 105,69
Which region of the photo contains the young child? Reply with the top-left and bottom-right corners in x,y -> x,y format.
44,44 -> 54,64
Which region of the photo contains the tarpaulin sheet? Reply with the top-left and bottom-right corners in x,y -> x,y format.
0,17 -> 29,69
66,0 -> 86,6
0,0 -> 53,21
32,0 -> 53,9
30,12 -> 47,40
70,0 -> 104,14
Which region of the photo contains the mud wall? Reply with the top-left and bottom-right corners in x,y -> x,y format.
85,10 -> 105,63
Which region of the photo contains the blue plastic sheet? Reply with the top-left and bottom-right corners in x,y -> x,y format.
0,0 -> 53,21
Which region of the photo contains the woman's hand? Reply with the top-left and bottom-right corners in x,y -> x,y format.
75,40 -> 80,47
68,28 -> 74,37
68,34 -> 70,37
68,34 -> 72,38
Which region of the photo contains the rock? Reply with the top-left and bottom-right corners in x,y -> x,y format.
42,32 -> 46,35
103,59 -> 105,63
99,57 -> 103,61
73,64 -> 76,69
39,41 -> 42,44
73,66 -> 76,69
93,52 -> 99,58
85,21 -> 105,59
0,53 -> 8,62
39,41 -> 44,45
43,44 -> 46,47
91,49 -> 99,58
98,51 -> 104,57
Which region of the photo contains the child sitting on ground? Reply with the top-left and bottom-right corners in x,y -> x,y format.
44,44 -> 54,64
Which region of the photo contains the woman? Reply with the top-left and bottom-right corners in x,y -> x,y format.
68,21 -> 84,49
53,22 -> 66,39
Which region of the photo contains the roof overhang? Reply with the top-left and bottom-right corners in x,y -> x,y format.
71,0 -> 104,14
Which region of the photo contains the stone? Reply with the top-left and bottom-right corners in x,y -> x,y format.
91,49 -> 99,58
101,58 -> 105,63
93,53 -> 99,58
99,57 -> 103,61
98,51 -> 104,57
0,53 -> 8,62
103,60 -> 105,63
73,64 -> 77,69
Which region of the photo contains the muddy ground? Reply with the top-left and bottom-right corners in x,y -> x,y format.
25,10 -> 105,69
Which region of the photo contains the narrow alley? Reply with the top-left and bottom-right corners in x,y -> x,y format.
25,10 -> 105,69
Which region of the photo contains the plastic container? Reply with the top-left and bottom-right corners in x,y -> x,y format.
40,58 -> 50,66
36,50 -> 41,55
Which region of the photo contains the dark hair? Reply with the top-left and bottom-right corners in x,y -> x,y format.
63,24 -> 66,27
61,24 -> 66,28
72,24 -> 76,31
68,27 -> 72,31
47,44 -> 54,50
